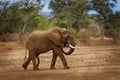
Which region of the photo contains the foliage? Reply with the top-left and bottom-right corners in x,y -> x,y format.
49,0 -> 117,33
106,11 -> 120,42
51,16 -> 71,29
49,0 -> 69,18
0,1 -> 21,34
0,0 -> 120,42
50,15 -> 77,37
0,0 -> 41,35
32,15 -> 50,30
109,11 -> 120,32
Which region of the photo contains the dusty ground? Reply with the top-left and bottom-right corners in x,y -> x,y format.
0,42 -> 120,80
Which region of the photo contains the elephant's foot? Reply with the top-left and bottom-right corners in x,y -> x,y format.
64,66 -> 70,69
33,67 -> 39,70
22,63 -> 27,70
50,67 -> 56,70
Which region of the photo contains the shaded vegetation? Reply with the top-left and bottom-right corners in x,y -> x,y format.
0,0 -> 120,43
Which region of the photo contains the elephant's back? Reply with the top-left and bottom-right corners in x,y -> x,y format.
26,30 -> 52,52
28,30 -> 46,39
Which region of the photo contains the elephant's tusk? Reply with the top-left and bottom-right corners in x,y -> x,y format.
69,44 -> 75,49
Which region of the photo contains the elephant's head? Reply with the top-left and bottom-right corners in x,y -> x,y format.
48,27 -> 75,55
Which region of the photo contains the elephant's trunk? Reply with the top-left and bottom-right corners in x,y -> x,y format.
61,44 -> 75,55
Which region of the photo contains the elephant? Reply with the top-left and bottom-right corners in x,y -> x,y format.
22,27 -> 75,70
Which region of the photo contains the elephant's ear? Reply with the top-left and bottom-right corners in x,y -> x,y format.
48,29 -> 62,46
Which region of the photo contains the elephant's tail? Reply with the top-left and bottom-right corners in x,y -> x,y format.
36,56 -> 40,67
24,46 -> 27,62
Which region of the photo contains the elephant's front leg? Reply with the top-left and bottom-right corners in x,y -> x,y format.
50,53 -> 57,70
54,47 -> 70,69
32,56 -> 39,70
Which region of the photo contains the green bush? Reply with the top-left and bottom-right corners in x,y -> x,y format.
27,15 -> 50,31
50,17 -> 77,38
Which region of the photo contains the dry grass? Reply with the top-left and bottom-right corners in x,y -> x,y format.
0,41 -> 23,52
78,36 -> 120,46
0,44 -> 120,80
89,37 -> 114,45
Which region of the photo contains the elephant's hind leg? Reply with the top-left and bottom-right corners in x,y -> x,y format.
32,55 -> 39,70
22,57 -> 31,70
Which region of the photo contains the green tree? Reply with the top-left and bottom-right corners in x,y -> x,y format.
31,15 -> 50,30
0,1 -> 21,34
107,11 -> 120,42
49,0 -> 117,35
18,0 -> 42,34
49,0 -> 69,18
0,0 -> 42,34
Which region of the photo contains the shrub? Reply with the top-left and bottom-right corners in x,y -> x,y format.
50,17 -> 77,38
111,30 -> 120,43
88,24 -> 101,38
0,33 -> 19,42
78,28 -> 90,45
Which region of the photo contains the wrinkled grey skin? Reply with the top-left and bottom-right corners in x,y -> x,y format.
22,27 -> 75,70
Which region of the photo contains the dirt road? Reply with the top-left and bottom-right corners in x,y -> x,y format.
0,45 -> 120,80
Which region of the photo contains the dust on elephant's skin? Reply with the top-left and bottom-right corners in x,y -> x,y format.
22,27 -> 75,70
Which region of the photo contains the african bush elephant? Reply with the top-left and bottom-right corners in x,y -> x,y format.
22,27 -> 75,70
